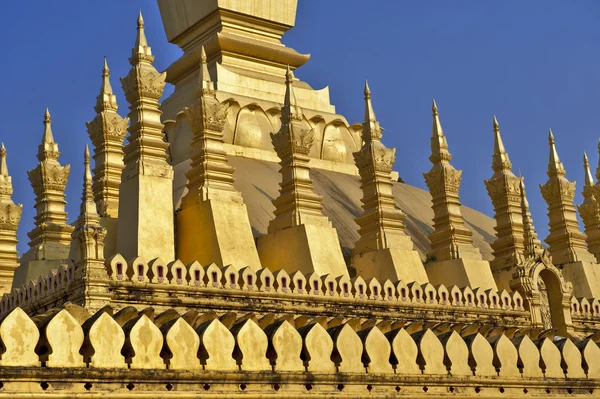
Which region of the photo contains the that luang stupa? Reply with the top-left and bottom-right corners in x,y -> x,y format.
0,1 -> 600,397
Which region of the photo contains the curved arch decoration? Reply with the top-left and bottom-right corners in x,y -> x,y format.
510,250 -> 574,337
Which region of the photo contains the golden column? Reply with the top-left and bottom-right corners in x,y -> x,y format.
424,101 -> 481,261
15,109 -> 74,286
86,58 -> 128,218
423,101 -> 496,290
69,146 -> 109,310
177,47 -> 261,270
257,67 -> 347,277
577,152 -> 600,263
484,116 -> 526,287
540,130 -> 599,297
117,12 -> 175,262
0,144 -> 22,293
86,58 -> 129,258
70,145 -> 106,264
519,178 -> 543,259
540,130 -> 593,264
350,82 -> 428,283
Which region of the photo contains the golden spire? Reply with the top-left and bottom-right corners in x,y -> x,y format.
0,142 -> 22,292
130,10 -> 153,64
77,145 -> 100,224
117,11 -> 174,261
94,57 -> 118,113
540,130 -> 594,264
584,152 -> 594,189
258,67 -> 347,277
38,108 -> 59,161
281,65 -> 302,125
70,145 -> 105,266
491,115 -> 512,172
485,114 -> 526,281
197,46 -> 214,95
547,129 -> 565,177
520,177 -> 542,259
578,151 -> 600,263
178,47 -> 262,271
86,58 -> 128,220
362,80 -> 382,143
424,101 -> 481,262
0,143 -> 8,177
353,84 -> 407,254
25,109 -> 73,260
429,99 -> 451,164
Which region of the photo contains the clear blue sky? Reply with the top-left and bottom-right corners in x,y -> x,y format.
2,1 -> 599,254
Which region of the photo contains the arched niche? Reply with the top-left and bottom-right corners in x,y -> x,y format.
510,251 -> 574,337
232,104 -> 273,150
221,99 -> 240,145
321,120 -> 354,163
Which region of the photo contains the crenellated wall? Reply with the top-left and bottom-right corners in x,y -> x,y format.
0,306 -> 599,397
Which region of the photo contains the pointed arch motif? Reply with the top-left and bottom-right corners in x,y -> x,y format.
510,250 -> 574,336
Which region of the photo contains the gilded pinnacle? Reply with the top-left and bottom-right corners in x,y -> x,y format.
429,100 -> 451,164
584,152 -> 595,188
197,45 -> 214,96
0,143 -> 7,177
491,115 -> 512,172
95,57 -> 118,113
38,108 -> 60,162
547,128 -> 566,177
130,10 -> 153,65
362,80 -> 382,143
281,65 -> 302,124
42,108 -> 54,143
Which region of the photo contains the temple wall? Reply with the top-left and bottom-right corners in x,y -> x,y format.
0,306 -> 599,397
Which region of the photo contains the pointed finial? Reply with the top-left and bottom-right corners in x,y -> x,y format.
79,144 -> 98,219
95,57 -> 117,112
519,176 -> 530,208
197,45 -> 214,95
547,128 -> 566,177
431,99 -> 443,138
362,80 -> 382,143
584,151 -> 595,188
0,143 -> 8,177
131,10 -> 153,64
84,144 -> 92,184
491,115 -> 512,172
429,100 -> 451,163
281,65 -> 302,124
42,108 -> 54,144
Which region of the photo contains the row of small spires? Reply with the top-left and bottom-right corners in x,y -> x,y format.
0,10 -> 596,278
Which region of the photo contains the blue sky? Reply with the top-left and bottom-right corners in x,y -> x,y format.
2,1 -> 599,254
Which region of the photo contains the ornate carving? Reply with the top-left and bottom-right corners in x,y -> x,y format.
0,203 -> 22,228
120,68 -> 166,103
271,125 -> 315,157
86,113 -> 128,144
354,143 -> 395,174
539,130 -> 594,264
424,165 -> 462,197
185,99 -> 230,133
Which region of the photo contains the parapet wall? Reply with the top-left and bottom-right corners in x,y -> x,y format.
2,254 -> 532,327
0,306 -> 599,397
